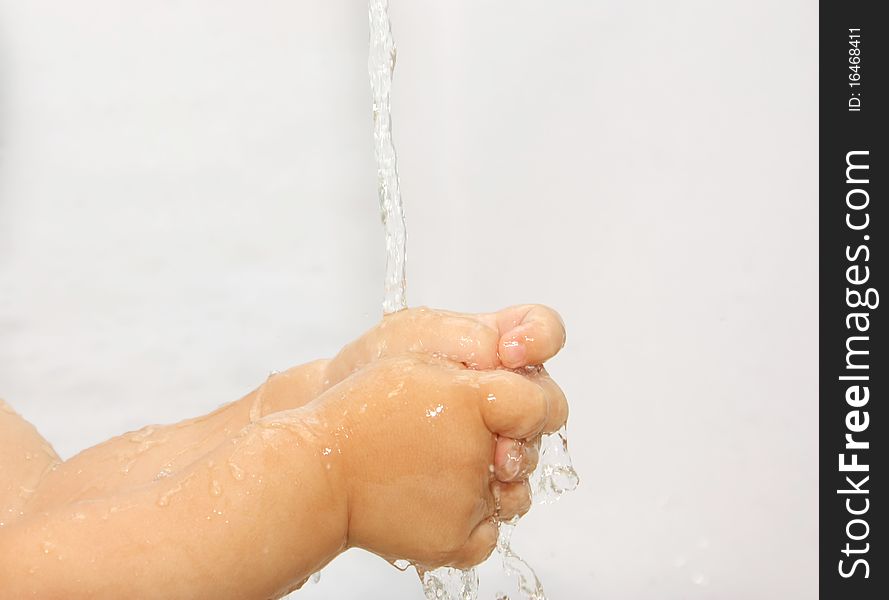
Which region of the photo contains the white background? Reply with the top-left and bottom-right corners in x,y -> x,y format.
0,1 -> 817,598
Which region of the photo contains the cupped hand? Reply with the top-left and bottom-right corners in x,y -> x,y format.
324,304 -> 567,383
306,351 -> 568,569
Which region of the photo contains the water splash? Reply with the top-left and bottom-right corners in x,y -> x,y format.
421,428 -> 579,600
422,566 -> 479,600
369,0 -> 408,314
420,529 -> 540,600
530,427 -> 580,504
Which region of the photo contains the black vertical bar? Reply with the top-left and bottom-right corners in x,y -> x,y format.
820,0 -> 886,597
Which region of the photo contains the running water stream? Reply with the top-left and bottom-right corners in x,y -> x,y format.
369,0 -> 408,314
367,2 -> 578,598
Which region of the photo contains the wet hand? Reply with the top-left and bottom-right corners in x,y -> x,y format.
306,352 -> 568,569
324,304 -> 567,384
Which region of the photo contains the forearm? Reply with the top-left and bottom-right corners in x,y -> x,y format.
27,359 -> 331,514
0,412 -> 347,599
0,400 -> 61,526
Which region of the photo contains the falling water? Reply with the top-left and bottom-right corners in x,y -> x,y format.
365,2 -> 579,598
530,427 -> 580,504
369,0 -> 408,314
422,428 -> 579,600
494,517 -> 545,600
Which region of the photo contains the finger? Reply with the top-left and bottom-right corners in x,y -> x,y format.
492,480 -> 532,521
474,370 -> 548,439
327,308 -> 501,382
380,308 -> 502,369
527,367 -> 569,433
450,518 -> 498,569
494,436 -> 540,482
481,305 -> 567,368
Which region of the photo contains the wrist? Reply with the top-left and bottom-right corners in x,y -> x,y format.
255,409 -> 350,573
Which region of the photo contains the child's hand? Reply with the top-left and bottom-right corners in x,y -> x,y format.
298,351 -> 568,569
324,305 -> 567,384
0,305 -> 570,597
320,304 -> 568,523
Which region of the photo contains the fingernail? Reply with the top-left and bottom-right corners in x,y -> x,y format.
501,338 -> 526,367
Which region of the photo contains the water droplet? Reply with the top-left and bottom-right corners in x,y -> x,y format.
121,458 -> 137,475
425,404 -> 445,418
210,480 -> 222,497
228,461 -> 245,481
391,559 -> 411,571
